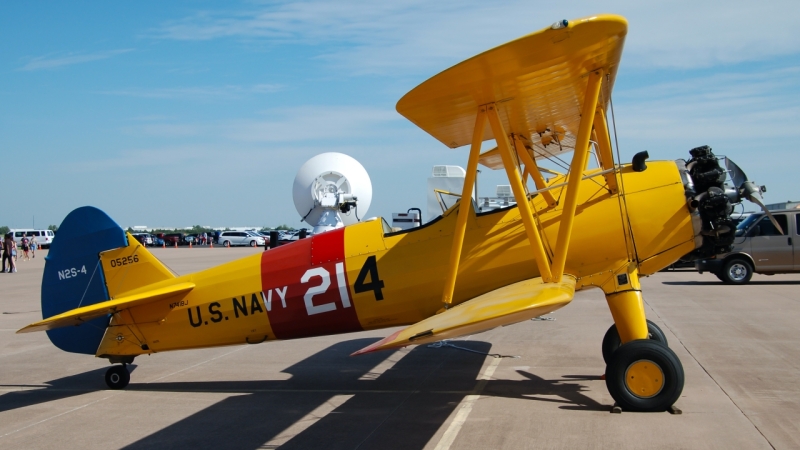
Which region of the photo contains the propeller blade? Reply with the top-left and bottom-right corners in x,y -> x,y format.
724,157 -> 748,189
748,193 -> 784,235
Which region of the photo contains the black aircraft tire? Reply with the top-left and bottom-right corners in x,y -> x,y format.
602,320 -> 668,364
606,340 -> 684,412
721,258 -> 753,284
105,365 -> 130,390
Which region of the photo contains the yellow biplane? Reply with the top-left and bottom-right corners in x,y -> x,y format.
19,14 -> 769,412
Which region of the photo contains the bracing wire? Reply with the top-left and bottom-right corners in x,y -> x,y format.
608,83 -> 639,262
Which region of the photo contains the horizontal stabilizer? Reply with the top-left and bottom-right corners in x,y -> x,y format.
18,282 -> 195,334
352,275 -> 575,356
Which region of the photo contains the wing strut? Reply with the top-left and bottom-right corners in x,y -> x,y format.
513,136 -> 557,207
442,69 -> 605,301
487,105 -> 554,282
441,108 -> 486,305
593,107 -> 619,192
550,69 -> 604,280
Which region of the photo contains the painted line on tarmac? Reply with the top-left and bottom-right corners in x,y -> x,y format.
434,357 -> 501,450
261,394 -> 354,448
0,392 -> 120,439
646,303 -> 776,449
358,347 -> 412,380
1,344 -> 253,439
145,345 -> 250,384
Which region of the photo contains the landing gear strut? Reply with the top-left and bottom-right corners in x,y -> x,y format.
105,364 -> 130,390
602,272 -> 683,411
601,319 -> 667,364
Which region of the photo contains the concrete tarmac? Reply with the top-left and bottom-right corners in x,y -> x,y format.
1,247 -> 798,449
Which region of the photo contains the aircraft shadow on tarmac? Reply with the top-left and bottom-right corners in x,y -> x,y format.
0,338 -> 607,450
485,372 -> 607,412
0,365 -> 139,414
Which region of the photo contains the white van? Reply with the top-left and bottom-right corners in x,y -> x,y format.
10,229 -> 56,249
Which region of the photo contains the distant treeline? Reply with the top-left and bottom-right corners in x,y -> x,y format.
126,224 -> 294,235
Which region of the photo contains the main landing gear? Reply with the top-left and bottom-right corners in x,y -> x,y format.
602,321 -> 684,412
105,364 -> 131,390
601,319 -> 667,364
603,281 -> 684,412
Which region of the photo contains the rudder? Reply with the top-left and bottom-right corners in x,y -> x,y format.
43,206 -> 127,354
100,232 -> 176,299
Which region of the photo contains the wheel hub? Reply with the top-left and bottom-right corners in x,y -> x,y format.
110,373 -> 120,383
729,264 -> 747,281
625,360 -> 664,398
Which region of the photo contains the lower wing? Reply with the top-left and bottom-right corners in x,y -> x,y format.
352,275 -> 576,355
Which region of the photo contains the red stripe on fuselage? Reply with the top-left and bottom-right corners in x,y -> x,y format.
310,227 -> 344,266
260,230 -> 362,339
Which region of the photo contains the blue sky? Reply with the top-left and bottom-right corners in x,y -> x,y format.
2,1 -> 799,229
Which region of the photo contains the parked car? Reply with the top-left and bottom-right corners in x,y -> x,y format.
278,229 -> 312,244
131,233 -> 154,246
250,231 -> 271,246
218,231 -> 265,247
152,236 -> 165,247
161,233 -> 187,246
695,208 -> 799,284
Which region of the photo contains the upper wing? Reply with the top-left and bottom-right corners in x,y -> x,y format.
17,282 -> 195,333
352,275 -> 575,355
396,14 -> 626,158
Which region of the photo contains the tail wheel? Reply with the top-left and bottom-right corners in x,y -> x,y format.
602,319 -> 667,364
606,340 -> 684,412
250,240 -> 257,247
721,258 -> 753,284
105,365 -> 130,390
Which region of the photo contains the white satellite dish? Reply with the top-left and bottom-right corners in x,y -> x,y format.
293,152 -> 372,234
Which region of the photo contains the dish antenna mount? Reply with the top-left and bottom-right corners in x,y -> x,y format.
292,152 -> 372,234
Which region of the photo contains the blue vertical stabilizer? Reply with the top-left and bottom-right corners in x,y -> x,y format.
42,206 -> 127,354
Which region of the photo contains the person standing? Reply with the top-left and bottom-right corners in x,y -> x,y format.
2,233 -> 16,273
30,235 -> 37,258
21,235 -> 30,261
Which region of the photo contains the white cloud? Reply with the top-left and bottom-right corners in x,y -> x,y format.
148,1 -> 800,73
115,105 -> 402,141
614,67 -> 800,140
19,49 -> 134,71
607,65 -> 800,203
100,84 -> 284,100
224,106 -> 401,142
621,2 -> 800,69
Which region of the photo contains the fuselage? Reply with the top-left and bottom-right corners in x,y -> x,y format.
97,160 -> 698,359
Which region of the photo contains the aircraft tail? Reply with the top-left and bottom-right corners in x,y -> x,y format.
40,206 -> 174,354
